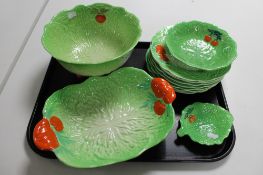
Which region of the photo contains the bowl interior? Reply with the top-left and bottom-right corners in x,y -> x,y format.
166,21 -> 237,70
41,67 -> 175,168
177,102 -> 234,145
42,4 -> 141,64
150,27 -> 231,81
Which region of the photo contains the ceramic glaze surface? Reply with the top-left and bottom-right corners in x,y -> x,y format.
166,21 -> 237,70
150,27 -> 231,82
41,67 -> 175,168
177,102 -> 233,145
41,3 -> 141,76
146,49 -> 223,94
42,3 -> 141,64
33,118 -> 59,151
147,49 -> 223,85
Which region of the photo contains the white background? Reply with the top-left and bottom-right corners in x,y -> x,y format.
0,0 -> 262,174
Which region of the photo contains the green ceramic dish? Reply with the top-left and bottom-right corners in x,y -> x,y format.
148,66 -> 218,92
42,3 -> 141,76
36,67 -> 175,168
177,102 -> 234,145
147,49 -> 223,85
166,21 -> 237,71
147,68 -> 210,94
150,26 -> 231,82
146,49 -> 222,94
147,53 -> 213,87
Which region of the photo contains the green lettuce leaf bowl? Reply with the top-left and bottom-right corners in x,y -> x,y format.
177,102 -> 234,145
41,3 -> 141,76
37,67 -> 175,168
166,21 -> 237,71
150,26 -> 231,82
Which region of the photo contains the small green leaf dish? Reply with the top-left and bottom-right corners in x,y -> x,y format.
36,67 -> 175,168
42,3 -> 141,76
177,102 -> 234,145
166,21 -> 237,71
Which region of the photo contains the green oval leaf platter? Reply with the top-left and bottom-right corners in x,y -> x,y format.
42,3 -> 141,76
42,67 -> 175,168
165,21 -> 237,71
177,102 -> 234,145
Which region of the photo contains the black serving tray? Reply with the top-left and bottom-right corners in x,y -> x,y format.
27,42 -> 235,162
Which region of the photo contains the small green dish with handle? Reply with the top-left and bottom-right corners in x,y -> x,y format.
177,102 -> 234,145
165,21 -> 237,71
42,3 -> 141,76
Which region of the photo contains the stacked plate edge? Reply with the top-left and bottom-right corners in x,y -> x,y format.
146,26 -> 231,94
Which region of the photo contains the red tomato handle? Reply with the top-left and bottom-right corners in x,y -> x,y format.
33,118 -> 60,151
151,78 -> 176,104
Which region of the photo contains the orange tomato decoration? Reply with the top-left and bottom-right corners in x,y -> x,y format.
151,78 -> 167,98
156,44 -> 168,61
154,100 -> 166,115
151,78 -> 176,104
96,14 -> 106,23
188,115 -> 197,123
160,53 -> 169,61
156,44 -> 165,54
163,89 -> 176,104
33,118 -> 59,151
50,116 -> 64,132
204,35 -> 212,42
211,40 -> 219,46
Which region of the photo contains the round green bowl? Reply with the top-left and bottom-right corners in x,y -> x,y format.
177,102 -> 234,145
42,3 -> 141,76
166,21 -> 237,71
35,67 -> 175,168
150,27 -> 230,82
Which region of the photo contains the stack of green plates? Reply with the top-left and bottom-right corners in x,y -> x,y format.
147,21 -> 237,94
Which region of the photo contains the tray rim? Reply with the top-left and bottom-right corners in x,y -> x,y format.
26,41 -> 236,162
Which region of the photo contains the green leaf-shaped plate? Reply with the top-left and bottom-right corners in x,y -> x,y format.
146,49 -> 223,94
39,67 -> 175,168
177,102 -> 234,145
146,53 -> 218,94
147,49 -> 222,86
150,26 -> 231,82
42,3 -> 141,76
166,21 -> 237,71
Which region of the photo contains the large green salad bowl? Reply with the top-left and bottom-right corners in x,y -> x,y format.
33,67 -> 175,168
42,3 -> 141,76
